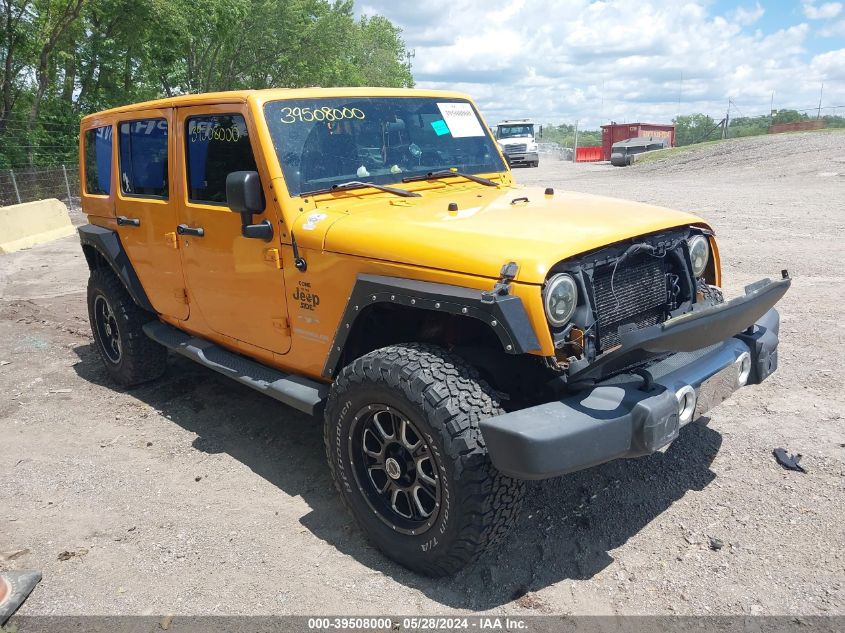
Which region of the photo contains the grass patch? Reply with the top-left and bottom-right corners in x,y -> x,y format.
632,139 -> 722,165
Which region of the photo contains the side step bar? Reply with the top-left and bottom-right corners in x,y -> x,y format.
143,321 -> 328,416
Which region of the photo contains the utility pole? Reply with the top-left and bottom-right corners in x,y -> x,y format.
817,83 -> 824,119
722,98 -> 731,139
677,70 -> 684,119
770,91 -> 775,124
573,121 -> 579,163
599,81 -> 604,124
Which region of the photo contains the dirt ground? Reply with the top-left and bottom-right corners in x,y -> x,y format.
1,130 -> 843,617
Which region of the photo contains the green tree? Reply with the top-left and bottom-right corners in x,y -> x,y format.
673,113 -> 719,146
0,0 -> 413,168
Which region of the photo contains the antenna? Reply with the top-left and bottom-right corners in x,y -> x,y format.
405,49 -> 416,76
817,83 -> 824,119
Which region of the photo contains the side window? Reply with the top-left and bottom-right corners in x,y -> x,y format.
186,114 -> 257,204
118,118 -> 168,198
84,126 -> 112,195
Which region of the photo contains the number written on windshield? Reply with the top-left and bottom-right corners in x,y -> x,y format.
279,106 -> 365,124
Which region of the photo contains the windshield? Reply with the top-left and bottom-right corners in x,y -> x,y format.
496,125 -> 533,139
264,97 -> 506,196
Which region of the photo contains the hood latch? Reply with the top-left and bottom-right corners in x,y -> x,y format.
481,261 -> 519,304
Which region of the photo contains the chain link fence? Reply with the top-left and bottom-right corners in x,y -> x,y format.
537,142 -> 573,161
0,165 -> 80,210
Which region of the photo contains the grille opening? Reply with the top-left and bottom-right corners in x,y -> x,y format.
592,254 -> 669,352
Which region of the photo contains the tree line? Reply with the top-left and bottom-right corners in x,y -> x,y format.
0,0 -> 413,168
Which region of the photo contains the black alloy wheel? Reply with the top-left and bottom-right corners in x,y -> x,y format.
350,404 -> 440,534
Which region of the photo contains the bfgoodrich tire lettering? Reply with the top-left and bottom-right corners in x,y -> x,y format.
87,267 -> 167,387
324,343 -> 524,576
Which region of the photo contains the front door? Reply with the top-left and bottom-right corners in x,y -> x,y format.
174,104 -> 291,354
114,109 -> 189,320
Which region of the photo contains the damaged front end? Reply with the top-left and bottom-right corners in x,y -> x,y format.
479,227 -> 791,480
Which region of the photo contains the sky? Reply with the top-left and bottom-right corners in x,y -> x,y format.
356,0 -> 845,127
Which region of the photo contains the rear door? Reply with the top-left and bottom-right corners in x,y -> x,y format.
174,103 -> 291,354
114,109 -> 189,320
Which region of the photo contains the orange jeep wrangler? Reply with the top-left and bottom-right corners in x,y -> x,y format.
78,88 -> 789,575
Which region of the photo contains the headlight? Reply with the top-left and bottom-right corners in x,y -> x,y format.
544,274 -> 578,327
528,142 -> 538,152
688,235 -> 710,277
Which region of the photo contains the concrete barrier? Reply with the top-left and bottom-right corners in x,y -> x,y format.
0,198 -> 75,254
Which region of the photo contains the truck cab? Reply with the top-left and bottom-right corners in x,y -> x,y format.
494,119 -> 540,167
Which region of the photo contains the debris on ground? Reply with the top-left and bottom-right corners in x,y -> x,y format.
57,548 -> 88,561
0,550 -> 29,562
773,448 -> 807,473
709,537 -> 725,551
0,570 -> 42,625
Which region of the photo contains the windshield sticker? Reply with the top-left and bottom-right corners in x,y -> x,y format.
436,103 -> 484,138
279,106 -> 365,124
430,119 -> 450,136
302,212 -> 327,231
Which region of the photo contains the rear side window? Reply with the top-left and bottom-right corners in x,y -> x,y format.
186,114 -> 257,204
119,119 -> 168,198
84,126 -> 112,195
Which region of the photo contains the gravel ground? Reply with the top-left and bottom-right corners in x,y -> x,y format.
1,130 -> 843,617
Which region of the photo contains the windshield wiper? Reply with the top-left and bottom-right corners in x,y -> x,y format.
402,170 -> 498,187
303,180 -> 419,198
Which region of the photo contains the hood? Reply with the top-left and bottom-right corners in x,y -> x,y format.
317,185 -> 707,284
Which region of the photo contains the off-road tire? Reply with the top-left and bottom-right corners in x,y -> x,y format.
324,343 -> 524,576
87,267 -> 166,386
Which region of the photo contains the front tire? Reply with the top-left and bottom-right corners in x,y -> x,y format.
324,344 -> 524,576
87,267 -> 166,387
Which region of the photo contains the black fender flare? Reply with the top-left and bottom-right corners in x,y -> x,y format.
322,274 -> 542,378
78,224 -> 155,313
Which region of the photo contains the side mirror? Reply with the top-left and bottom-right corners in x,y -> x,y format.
226,171 -> 273,241
226,170 -> 264,214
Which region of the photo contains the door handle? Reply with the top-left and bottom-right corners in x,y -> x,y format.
176,224 -> 204,237
117,216 -> 140,227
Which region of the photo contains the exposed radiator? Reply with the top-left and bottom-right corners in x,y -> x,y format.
591,256 -> 668,351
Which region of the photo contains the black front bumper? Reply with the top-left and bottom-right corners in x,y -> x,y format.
480,278 -> 787,480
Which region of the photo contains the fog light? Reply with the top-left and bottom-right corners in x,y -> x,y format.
675,385 -> 697,425
737,351 -> 752,386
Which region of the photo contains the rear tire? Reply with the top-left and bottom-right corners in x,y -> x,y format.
324,343 -> 524,576
87,267 -> 166,387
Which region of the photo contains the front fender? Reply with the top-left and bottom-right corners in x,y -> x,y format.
321,274 -> 541,378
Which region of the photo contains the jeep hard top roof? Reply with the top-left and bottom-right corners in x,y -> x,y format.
81,87 -> 473,124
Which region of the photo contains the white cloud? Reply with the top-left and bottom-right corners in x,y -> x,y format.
811,48 -> 845,80
730,3 -> 765,26
802,1 -> 843,20
358,0 -> 845,126
819,19 -> 845,36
